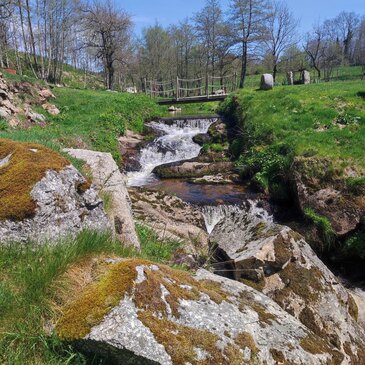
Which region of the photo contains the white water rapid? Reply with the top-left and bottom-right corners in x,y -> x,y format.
127,118 -> 217,187
201,200 -> 273,234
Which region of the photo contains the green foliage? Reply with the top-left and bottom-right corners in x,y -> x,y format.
344,230 -> 365,259
137,224 -> 181,263
210,143 -> 224,153
346,177 -> 365,195
0,119 -> 8,131
304,208 -> 336,248
236,144 -> 293,197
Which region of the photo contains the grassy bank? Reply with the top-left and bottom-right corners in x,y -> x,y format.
0,86 -> 162,162
0,227 -> 181,364
220,81 -> 365,186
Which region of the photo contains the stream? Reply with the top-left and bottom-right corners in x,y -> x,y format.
127,117 -> 249,205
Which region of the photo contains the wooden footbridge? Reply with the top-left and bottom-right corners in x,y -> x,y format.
144,74 -> 238,105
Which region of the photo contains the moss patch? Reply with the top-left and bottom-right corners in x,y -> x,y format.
0,138 -> 69,220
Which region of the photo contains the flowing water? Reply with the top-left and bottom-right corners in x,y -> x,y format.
201,201 -> 273,234
127,118 -> 218,187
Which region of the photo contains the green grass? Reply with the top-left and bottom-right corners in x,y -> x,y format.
220,80 -> 365,172
0,87 -> 162,162
0,227 -> 182,364
304,208 -> 336,249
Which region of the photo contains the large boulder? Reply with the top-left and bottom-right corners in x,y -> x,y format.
260,74 -> 274,90
64,149 -> 140,249
129,189 -> 208,256
56,258 -> 344,365
0,139 -> 110,243
210,207 -> 365,363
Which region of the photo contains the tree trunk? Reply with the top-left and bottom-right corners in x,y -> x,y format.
240,41 -> 248,88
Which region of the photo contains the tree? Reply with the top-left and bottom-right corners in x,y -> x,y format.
262,0 -> 298,81
304,23 -> 326,79
194,0 -> 224,80
228,0 -> 268,88
81,0 -> 132,89
335,12 -> 360,63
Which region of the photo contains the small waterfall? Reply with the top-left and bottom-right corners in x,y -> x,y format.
201,200 -> 272,234
127,118 -> 217,187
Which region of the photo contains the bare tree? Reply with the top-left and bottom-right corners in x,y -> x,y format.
262,0 -> 298,81
304,23 -> 325,79
229,0 -> 268,88
194,0 -> 224,82
81,0 -> 132,89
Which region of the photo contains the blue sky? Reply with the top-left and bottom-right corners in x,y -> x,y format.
120,0 -> 364,36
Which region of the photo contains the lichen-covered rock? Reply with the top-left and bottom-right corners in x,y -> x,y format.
64,148 -> 140,249
210,207 -> 365,363
0,140 -> 110,243
56,258 -> 344,365
0,74 -> 54,127
129,189 -> 208,255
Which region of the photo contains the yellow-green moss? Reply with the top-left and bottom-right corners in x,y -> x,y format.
56,259 -> 144,340
140,312 -> 244,365
56,259 -> 248,363
0,138 -> 69,220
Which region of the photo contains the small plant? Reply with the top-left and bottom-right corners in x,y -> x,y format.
346,177 -> 365,195
304,208 -> 336,249
0,118 -> 8,131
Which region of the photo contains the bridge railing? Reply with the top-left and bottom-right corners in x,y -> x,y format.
144,74 -> 238,100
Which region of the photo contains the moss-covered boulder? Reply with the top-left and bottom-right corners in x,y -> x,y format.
210,206 -> 365,363
56,258 -> 344,365
0,139 -> 110,242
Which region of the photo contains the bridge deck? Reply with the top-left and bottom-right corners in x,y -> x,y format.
157,94 -> 227,105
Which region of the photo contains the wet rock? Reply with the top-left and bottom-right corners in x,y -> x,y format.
192,133 -> 212,146
56,258 -> 345,365
129,189 -> 208,254
190,174 -> 233,185
210,207 -> 365,362
0,165 -> 110,243
119,130 -> 145,171
64,149 -> 140,249
154,161 -> 234,179
167,106 -> 181,112
260,74 -> 274,90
